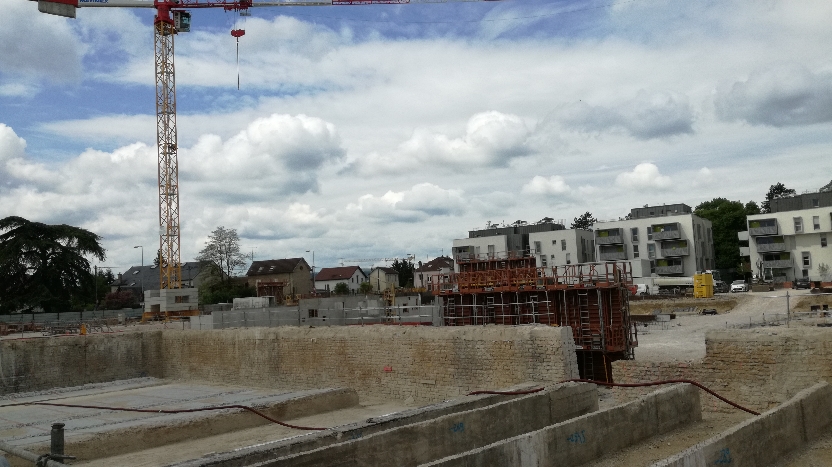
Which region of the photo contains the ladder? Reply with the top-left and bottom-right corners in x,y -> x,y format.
582,351 -> 595,381
578,290 -> 591,348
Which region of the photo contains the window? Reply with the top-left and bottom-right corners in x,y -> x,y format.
647,243 -> 656,259
541,257 -> 547,267
647,229 -> 653,241
308,309 -> 318,318
631,228 -> 639,242
566,253 -> 571,264
803,269 -> 809,278
822,234 -> 828,248
802,251 -> 811,268
552,240 -> 557,245
175,295 -> 189,303
633,245 -> 640,258
487,245 -> 495,257
650,260 -> 656,274
794,217 -> 803,233
561,239 -> 567,251
534,241 -> 541,254
813,216 -> 820,230
813,198 -> 820,208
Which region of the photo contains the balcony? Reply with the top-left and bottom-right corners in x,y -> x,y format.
661,240 -> 689,257
762,259 -> 793,269
755,236 -> 786,253
599,245 -> 627,261
739,246 -> 750,257
762,253 -> 792,269
748,218 -> 778,236
651,222 -> 681,241
655,259 -> 683,275
596,228 -> 623,245
655,264 -> 684,275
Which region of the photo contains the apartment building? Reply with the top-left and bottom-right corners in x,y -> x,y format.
451,221 -> 565,271
745,205 -> 832,282
593,204 -> 714,278
528,229 -> 596,268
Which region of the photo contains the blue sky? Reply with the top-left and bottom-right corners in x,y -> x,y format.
2,0 -> 832,273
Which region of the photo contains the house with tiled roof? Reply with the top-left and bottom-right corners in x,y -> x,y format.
245,258 -> 312,296
369,266 -> 399,292
110,261 -> 208,298
413,256 -> 454,289
315,266 -> 368,293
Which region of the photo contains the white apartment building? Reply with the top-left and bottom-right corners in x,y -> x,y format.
593,204 -> 714,278
745,206 -> 832,282
528,229 -> 596,268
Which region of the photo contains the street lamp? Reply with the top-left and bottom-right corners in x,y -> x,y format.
306,250 -> 315,293
134,245 -> 143,267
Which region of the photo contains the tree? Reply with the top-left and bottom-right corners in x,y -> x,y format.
333,282 -> 350,295
761,183 -> 796,213
819,263 -> 831,282
358,281 -> 373,294
104,290 -> 139,309
571,212 -> 597,231
195,226 -> 246,283
694,198 -> 759,274
391,258 -> 415,287
0,216 -> 106,314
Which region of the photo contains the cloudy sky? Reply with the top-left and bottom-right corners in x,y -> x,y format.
1,0 -> 831,273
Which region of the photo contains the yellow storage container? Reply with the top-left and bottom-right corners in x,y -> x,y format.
693,273 -> 714,298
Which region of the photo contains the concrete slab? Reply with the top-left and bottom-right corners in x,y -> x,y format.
0,378 -> 358,464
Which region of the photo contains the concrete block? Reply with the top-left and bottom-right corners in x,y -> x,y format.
653,381 -> 832,467
267,383 -> 597,467
425,384 -> 700,467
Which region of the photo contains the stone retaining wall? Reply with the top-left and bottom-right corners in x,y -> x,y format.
613,328 -> 832,412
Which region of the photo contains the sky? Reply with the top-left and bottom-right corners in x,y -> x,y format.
1,0 -> 832,274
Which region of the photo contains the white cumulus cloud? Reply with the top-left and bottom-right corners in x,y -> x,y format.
522,175 -> 571,196
615,163 -> 672,190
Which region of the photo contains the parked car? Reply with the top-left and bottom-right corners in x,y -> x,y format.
730,280 -> 748,293
714,280 -> 729,294
793,277 -> 811,289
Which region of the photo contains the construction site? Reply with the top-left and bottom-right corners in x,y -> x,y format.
3,254 -> 832,466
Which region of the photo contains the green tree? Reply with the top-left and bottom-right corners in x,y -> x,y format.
391,258 -> 415,287
0,216 -> 106,314
333,282 -> 350,295
570,212 -> 597,230
694,198 -> 759,274
358,281 -> 373,294
195,226 -> 246,283
761,183 -> 796,213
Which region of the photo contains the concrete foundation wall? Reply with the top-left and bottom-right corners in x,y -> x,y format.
653,381 -> 832,467
613,328 -> 832,412
425,383 -> 701,467
161,325 -> 580,403
0,333 -> 163,395
271,383 -> 598,467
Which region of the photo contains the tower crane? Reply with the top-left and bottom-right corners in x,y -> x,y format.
32,0 -> 498,290
339,255 -> 415,266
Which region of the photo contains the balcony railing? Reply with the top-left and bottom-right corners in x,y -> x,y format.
762,259 -> 793,269
739,246 -> 750,257
595,228 -> 623,245
748,219 -> 778,236
651,222 -> 681,241
655,264 -> 684,275
661,246 -> 690,256
756,242 -> 786,253
599,251 -> 627,261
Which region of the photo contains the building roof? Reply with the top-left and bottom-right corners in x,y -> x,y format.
371,267 -> 398,275
315,266 -> 366,281
110,261 -> 204,290
415,256 -> 454,272
246,258 -> 304,276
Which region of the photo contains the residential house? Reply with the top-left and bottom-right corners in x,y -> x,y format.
369,267 -> 399,292
414,256 -> 454,289
593,204 -> 714,278
245,258 -> 312,296
316,266 -> 368,293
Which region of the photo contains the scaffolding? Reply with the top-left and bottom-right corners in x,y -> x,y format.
430,255 -> 638,382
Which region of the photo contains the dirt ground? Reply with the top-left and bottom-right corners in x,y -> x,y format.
629,296 -> 738,315
794,293 -> 832,312
775,428 -> 832,467
631,289 -> 820,361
